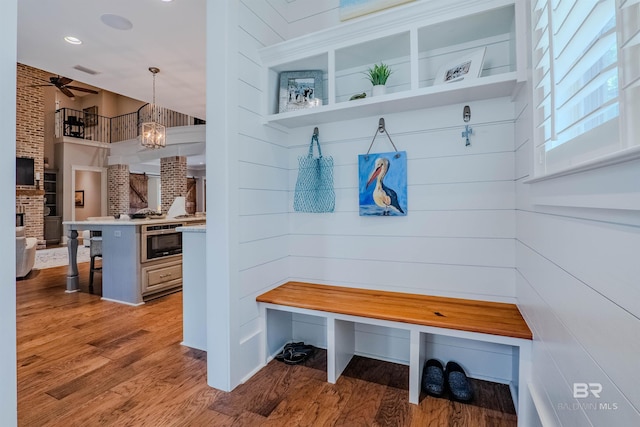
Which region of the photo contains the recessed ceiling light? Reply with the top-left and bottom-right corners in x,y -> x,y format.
64,36 -> 82,45
100,13 -> 133,31
161,0 -> 174,2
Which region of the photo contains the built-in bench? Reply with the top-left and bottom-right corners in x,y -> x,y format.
257,281 -> 533,425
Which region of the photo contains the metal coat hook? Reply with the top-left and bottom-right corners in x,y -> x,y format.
462,105 -> 472,146
365,117 -> 400,160
313,126 -> 319,136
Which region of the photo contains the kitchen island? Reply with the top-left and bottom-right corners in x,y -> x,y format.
64,216 -> 205,305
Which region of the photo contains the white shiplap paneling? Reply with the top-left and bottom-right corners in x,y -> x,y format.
288,209 -> 515,238
238,235 -> 288,272
239,188 -> 288,216
518,210 -> 640,318
239,1 -> 286,48
289,234 -> 515,268
239,213 -> 288,243
514,73 -> 640,424
516,242 -> 640,424
288,256 -> 516,301
238,161 -> 289,191
230,0 -> 292,387
283,98 -> 517,378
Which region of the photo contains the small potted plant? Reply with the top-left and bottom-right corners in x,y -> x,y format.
364,62 -> 393,96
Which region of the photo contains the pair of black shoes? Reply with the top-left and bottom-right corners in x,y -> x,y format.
274,341 -> 315,365
421,359 -> 473,402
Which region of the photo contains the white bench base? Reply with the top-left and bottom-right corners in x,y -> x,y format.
259,302 -> 532,426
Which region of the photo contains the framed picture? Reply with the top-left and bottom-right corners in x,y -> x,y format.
434,47 -> 486,85
340,0 -> 416,21
358,151 -> 407,216
279,70 -> 323,113
75,190 -> 84,207
83,106 -> 98,126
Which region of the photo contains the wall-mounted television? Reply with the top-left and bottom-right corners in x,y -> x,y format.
16,157 -> 34,185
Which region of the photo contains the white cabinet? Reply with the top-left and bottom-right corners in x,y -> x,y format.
259,0 -> 526,128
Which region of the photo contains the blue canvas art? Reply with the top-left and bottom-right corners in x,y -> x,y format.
340,0 -> 416,21
359,151 -> 407,216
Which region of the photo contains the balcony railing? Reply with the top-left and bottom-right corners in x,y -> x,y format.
55,105 -> 205,144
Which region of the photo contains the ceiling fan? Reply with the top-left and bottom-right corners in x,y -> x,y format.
30,76 -> 99,99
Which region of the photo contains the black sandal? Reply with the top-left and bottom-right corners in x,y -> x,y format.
283,345 -> 314,365
275,342 -> 314,364
275,342 -> 312,362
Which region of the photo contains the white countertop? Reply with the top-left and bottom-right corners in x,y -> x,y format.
64,216 -> 206,227
177,225 -> 206,233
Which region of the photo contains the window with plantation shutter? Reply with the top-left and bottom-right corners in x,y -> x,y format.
531,0 -> 639,177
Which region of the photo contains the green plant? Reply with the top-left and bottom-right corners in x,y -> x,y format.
364,63 -> 393,86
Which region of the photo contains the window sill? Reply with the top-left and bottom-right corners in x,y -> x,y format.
523,145 -> 640,184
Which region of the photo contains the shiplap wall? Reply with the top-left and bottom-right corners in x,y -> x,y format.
269,0 -> 340,39
284,99 -> 517,382
231,1 -> 293,385
514,78 -> 640,424
208,0 -> 348,391
234,0 -> 519,385
211,1 -> 639,424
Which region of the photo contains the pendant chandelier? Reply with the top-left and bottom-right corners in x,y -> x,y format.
140,67 -> 166,149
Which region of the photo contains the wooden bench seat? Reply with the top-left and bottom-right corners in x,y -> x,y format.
257,281 -> 532,425
257,281 -> 532,340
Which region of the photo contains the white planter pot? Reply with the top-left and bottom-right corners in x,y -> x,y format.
372,85 -> 387,96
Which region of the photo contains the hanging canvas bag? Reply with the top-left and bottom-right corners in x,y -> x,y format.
294,129 -> 335,213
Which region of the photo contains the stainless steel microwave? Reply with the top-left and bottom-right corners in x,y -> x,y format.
140,223 -> 183,263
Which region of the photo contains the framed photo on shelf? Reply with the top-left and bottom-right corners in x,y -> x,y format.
434,47 -> 486,85
75,190 -> 84,207
279,70 -> 323,113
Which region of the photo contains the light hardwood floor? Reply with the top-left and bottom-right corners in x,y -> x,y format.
17,264 -> 517,426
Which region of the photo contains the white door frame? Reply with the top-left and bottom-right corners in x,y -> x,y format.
70,165 -> 108,221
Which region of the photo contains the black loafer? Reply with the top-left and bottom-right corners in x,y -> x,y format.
422,359 -> 445,397
445,361 -> 473,402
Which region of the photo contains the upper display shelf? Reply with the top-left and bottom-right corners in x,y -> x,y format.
259,0 -> 526,129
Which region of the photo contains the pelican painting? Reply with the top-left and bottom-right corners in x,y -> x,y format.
358,151 -> 407,216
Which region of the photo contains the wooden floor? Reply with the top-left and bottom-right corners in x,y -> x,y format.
17,265 -> 517,426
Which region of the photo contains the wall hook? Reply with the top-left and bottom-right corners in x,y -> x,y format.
365,117 -> 401,160
462,105 -> 472,146
378,117 -> 386,133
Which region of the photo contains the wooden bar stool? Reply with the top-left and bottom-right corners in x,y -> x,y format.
89,231 -> 102,294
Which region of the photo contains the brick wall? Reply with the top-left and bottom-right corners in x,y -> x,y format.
108,164 -> 129,216
16,63 -> 48,245
160,156 -> 186,213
